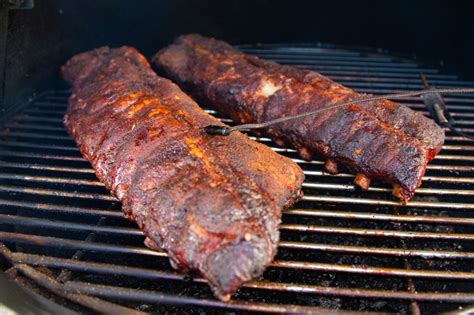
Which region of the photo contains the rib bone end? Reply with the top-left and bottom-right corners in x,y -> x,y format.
354,173 -> 371,190
324,159 -> 339,174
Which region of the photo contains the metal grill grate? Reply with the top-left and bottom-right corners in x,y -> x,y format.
1,44 -> 474,314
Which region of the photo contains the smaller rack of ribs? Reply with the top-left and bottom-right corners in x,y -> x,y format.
61,46 -> 304,300
153,34 -> 445,203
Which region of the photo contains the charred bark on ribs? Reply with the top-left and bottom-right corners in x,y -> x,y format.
153,34 -> 445,202
62,46 -> 304,300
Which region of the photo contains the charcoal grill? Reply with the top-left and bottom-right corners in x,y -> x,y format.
0,43 -> 473,314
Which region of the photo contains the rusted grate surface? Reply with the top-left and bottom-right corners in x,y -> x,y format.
0,44 -> 474,314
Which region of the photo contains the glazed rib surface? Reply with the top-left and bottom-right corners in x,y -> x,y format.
153,34 -> 445,202
62,46 -> 304,300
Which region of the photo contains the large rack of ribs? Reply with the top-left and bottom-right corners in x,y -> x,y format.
154,34 -> 445,202
62,46 -> 304,300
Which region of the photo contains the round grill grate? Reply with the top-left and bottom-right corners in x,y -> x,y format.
1,44 -> 474,314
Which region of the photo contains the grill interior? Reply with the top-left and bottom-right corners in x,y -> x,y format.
1,44 -> 474,314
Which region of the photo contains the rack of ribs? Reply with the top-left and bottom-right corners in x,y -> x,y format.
61,46 -> 304,301
153,34 -> 445,203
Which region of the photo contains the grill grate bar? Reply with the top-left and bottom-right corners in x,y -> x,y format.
66,280 -> 474,303
0,141 -> 79,151
239,46 -> 385,55
302,182 -> 474,196
442,144 -> 474,150
302,170 -> 474,184
0,214 -> 142,235
0,184 -> 117,201
0,199 -> 122,217
238,50 -> 396,61
0,161 -> 95,173
2,231 -> 473,260
0,150 -> 84,161
3,213 -> 473,241
279,241 -> 474,259
253,136 -> 474,152
23,109 -> 67,116
204,58 -> 423,68
446,135 -> 474,141
320,71 -> 457,79
347,93 -> 474,104
12,115 -> 65,124
0,131 -> 72,140
292,158 -> 474,171
305,66 -> 439,75
425,164 -> 474,171
285,209 -> 474,225
338,81 -> 474,90
0,173 -> 103,186
325,76 -> 472,86
452,121 -> 474,126
5,123 -> 67,132
34,101 -> 69,108
447,113 -> 474,119
400,104 -> 474,111
281,223 -> 474,240
0,231 -> 165,257
302,195 -> 474,209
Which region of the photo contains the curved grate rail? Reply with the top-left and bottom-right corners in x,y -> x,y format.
1,44 -> 474,314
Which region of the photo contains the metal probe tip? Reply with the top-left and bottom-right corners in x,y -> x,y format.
204,125 -> 233,136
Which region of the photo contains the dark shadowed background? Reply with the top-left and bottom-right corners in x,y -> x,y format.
1,0 -> 473,118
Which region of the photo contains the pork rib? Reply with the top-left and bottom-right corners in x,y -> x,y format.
61,46 -> 304,300
153,34 -> 445,202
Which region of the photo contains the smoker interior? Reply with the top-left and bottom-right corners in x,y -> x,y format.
0,44 -> 473,314
2,1 -> 474,314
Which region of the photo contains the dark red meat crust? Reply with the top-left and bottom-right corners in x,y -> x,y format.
61,46 -> 304,300
153,34 -> 445,202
